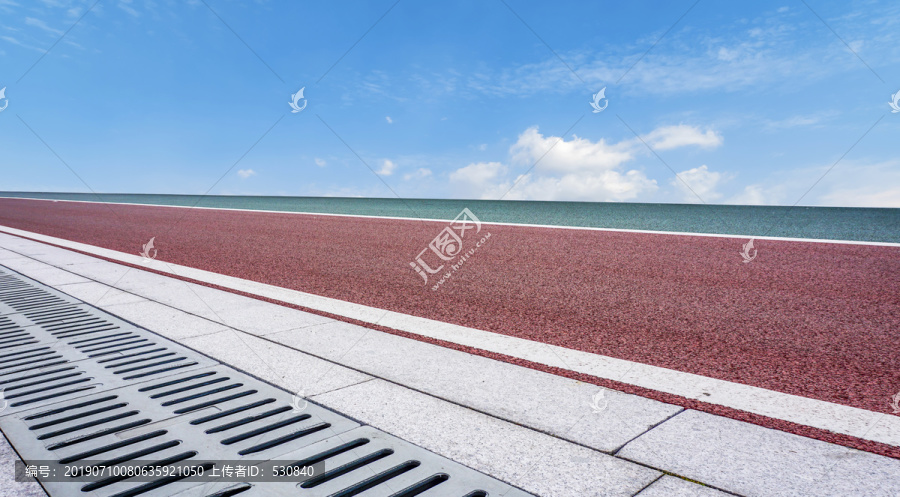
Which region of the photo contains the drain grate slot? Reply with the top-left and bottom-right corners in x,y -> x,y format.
162,383 -> 243,406
138,371 -> 217,391
4,371 -> 84,392
220,414 -> 312,445
46,419 -> 154,450
99,348 -> 169,364
11,385 -> 98,407
205,406 -> 292,434
58,430 -> 170,464
190,399 -> 276,426
238,422 -> 331,456
37,410 -> 142,440
107,352 -> 179,369
150,376 -> 228,398
301,448 -> 395,488
330,460 -> 422,497
29,402 -> 130,430
24,395 -> 120,421
389,473 -> 451,496
1,366 -> 78,387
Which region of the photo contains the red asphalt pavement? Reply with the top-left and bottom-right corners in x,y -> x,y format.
2,198 -> 899,419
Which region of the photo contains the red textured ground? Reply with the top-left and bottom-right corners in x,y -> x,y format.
1,197 -> 899,421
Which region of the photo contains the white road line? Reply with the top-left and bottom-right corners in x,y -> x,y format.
3,195 -> 899,247
1,224 -> 898,449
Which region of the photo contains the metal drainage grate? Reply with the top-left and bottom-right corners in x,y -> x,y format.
0,265 -> 532,497
0,268 -> 80,316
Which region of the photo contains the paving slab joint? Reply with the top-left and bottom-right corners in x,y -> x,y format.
613,406 -> 687,455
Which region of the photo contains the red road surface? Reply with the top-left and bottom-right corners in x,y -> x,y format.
2,198 -> 899,419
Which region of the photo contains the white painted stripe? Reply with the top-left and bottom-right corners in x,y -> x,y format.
1,224 -> 898,448
3,195 -> 899,247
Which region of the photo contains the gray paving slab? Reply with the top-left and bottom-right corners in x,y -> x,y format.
618,409 -> 900,497
53,280 -> 149,307
117,274 -> 336,335
312,378 -> 661,497
115,273 -> 226,320
270,320 -> 683,453
180,328 -> 373,397
100,298 -> 233,339
48,259 -> 135,285
9,245 -> 103,267
0,248 -> 30,261
211,300 -> 335,336
7,265 -> 91,287
0,431 -> 47,497
635,476 -> 736,497
0,234 -> 53,256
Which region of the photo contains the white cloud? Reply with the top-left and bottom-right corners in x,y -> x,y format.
478,144 -> 487,151
385,116 -> 393,124
385,5 -> 900,101
118,0 -> 139,17
510,127 -> 635,174
723,160 -> 900,207
823,187 -> 900,207
237,169 -> 256,179
641,125 -> 723,150
816,160 -> 900,207
1,35 -> 45,52
671,165 -> 724,202
764,111 -> 836,129
450,161 -> 505,185
450,124 -> 723,201
403,168 -> 432,181
314,158 -> 327,167
729,185 -> 773,205
25,17 -> 63,36
377,159 -> 396,176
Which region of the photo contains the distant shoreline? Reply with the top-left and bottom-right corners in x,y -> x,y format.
1,192 -> 898,243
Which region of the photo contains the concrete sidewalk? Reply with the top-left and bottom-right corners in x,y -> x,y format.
1,231 -> 898,496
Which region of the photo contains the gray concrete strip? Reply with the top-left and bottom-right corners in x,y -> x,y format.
0,248 -> 29,261
100,299 -> 233,340
51,280 -> 149,307
269,321 -> 683,453
179,328 -> 374,398
311,378 -> 661,497
4,264 -> 91,286
0,432 -> 47,497
618,410 -> 900,497
635,476 -> 737,496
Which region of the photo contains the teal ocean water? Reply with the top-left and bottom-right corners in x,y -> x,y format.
2,192 -> 898,243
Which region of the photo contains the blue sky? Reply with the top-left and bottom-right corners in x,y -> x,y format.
1,0 -> 899,206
